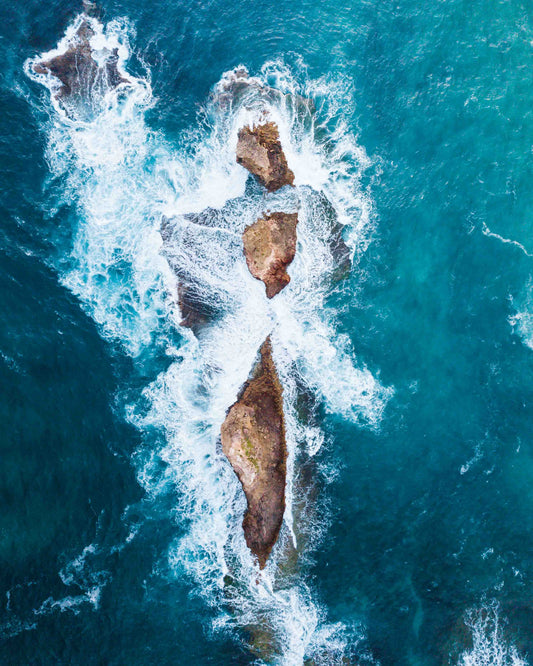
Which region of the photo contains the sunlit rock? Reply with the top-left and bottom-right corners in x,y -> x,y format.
221,337 -> 287,569
243,212 -> 298,298
236,122 -> 295,192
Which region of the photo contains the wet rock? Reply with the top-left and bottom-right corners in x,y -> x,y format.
214,67 -> 315,118
82,0 -> 100,17
160,216 -> 224,336
236,122 -> 295,192
221,338 -> 287,568
32,18 -> 126,113
176,280 -> 218,335
311,189 -> 352,281
243,212 -> 298,298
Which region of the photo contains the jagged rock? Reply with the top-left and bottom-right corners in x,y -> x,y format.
243,212 -> 298,298
32,18 -> 126,113
176,281 -> 216,334
221,338 -> 287,568
236,122 -> 295,192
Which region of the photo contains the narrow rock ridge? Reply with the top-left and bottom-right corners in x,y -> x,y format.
236,122 -> 295,192
220,121 -> 295,567
243,212 -> 298,298
221,338 -> 287,569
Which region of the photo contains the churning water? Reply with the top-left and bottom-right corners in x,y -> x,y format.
2,0 -> 533,663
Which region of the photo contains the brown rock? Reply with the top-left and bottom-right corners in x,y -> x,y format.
32,18 -> 126,111
221,338 -> 287,568
243,212 -> 298,298
236,122 -> 295,192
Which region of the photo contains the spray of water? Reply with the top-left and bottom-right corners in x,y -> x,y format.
25,12 -> 391,664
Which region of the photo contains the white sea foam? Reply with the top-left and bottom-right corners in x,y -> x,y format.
509,278 -> 533,351
481,223 -> 533,259
26,14 -> 389,663
458,603 -> 527,666
25,14 -> 177,355
33,542 -> 109,617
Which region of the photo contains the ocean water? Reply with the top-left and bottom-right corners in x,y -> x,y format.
2,0 -> 533,664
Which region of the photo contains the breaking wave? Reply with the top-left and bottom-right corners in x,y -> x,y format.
457,603 -> 527,666
25,11 -> 391,664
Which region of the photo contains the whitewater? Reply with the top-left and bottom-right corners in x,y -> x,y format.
22,10 -> 528,666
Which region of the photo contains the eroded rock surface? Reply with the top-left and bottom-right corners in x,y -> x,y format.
221,338 -> 287,568
32,18 -> 126,115
236,122 -> 295,192
243,212 -> 298,298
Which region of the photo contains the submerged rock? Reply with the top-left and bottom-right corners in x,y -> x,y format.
243,212 -> 298,298
236,122 -> 295,192
32,17 -> 126,115
214,66 -> 315,119
308,188 -> 352,282
176,280 -> 218,334
160,216 -> 225,336
221,338 -> 287,568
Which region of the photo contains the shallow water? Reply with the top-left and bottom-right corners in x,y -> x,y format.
2,0 -> 533,664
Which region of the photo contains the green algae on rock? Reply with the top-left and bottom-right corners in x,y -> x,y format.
221,337 -> 287,568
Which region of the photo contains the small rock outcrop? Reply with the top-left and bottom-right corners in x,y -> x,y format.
176,281 -> 214,334
32,18 -> 126,111
214,67 -> 315,118
221,338 -> 287,568
243,212 -> 298,298
236,122 -> 295,192
160,217 -> 224,336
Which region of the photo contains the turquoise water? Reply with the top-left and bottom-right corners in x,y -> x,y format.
2,0 -> 533,663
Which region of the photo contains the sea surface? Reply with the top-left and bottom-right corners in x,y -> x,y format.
1,0 -> 533,664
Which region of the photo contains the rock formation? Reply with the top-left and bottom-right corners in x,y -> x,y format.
215,67 -> 315,122
243,212 -> 298,298
175,281 -> 216,334
307,188 -> 352,281
160,216 -> 224,335
32,18 -> 126,113
221,338 -> 287,568
236,122 -> 295,192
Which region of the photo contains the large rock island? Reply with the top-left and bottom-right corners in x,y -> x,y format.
243,212 -> 298,298
236,122 -> 295,192
221,338 -> 287,568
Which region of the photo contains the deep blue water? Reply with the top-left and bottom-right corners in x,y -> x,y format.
2,0 -> 533,664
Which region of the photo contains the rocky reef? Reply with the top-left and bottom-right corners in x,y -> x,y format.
221,338 -> 287,568
157,87 -> 350,573
32,17 -> 126,116
243,212 -> 298,298
236,122 -> 295,192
